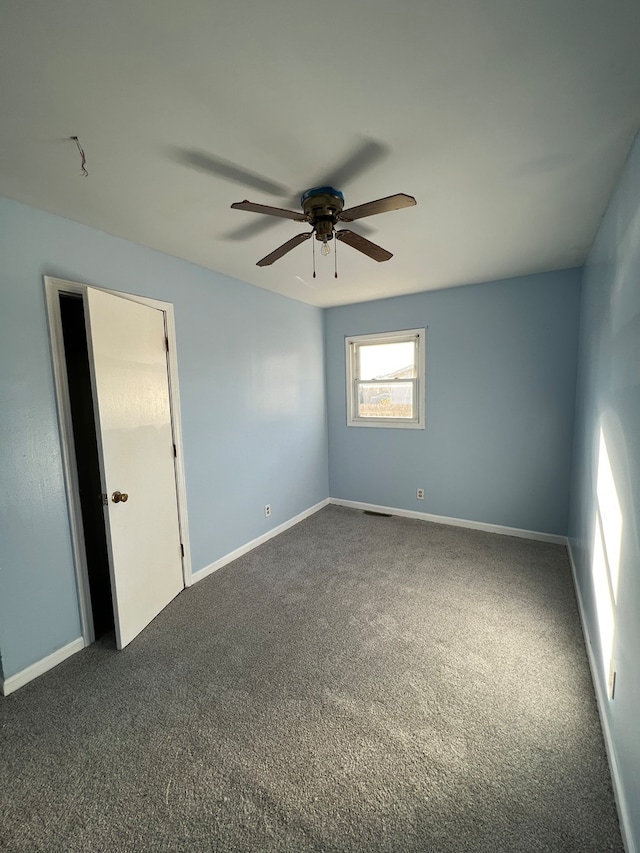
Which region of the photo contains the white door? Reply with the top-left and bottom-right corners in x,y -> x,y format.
85,287 -> 184,648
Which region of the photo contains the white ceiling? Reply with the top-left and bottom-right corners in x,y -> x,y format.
1,0 -> 639,307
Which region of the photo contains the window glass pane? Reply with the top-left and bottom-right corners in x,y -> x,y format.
358,341 -> 415,380
357,382 -> 414,418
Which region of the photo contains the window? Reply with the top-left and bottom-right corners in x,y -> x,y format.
346,328 -> 425,428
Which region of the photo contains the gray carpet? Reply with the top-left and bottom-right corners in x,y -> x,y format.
0,506 -> 623,852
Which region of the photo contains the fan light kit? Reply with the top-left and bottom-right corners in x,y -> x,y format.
231,186 -> 416,277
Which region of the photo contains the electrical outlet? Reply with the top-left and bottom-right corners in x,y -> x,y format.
264,504 -> 271,518
416,488 -> 424,500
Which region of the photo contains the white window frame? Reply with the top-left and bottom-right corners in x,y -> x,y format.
346,328 -> 426,429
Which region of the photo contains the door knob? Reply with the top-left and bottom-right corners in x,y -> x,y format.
112,491 -> 129,503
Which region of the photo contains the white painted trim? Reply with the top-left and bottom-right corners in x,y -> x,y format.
192,499 -> 330,585
566,544 -> 636,853
345,328 -> 426,430
159,303 -> 193,585
329,498 -> 567,544
0,638 -> 85,697
44,278 -> 96,643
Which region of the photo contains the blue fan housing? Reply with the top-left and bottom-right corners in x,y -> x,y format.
300,186 -> 344,207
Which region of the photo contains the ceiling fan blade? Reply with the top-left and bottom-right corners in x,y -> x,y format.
256,233 -> 313,266
320,138 -> 389,189
340,193 -> 417,222
173,148 -> 289,196
232,200 -> 307,221
335,230 -> 393,262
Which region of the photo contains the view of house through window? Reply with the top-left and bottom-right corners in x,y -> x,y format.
346,329 -> 425,428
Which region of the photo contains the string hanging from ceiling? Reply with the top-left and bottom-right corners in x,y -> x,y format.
70,136 -> 88,177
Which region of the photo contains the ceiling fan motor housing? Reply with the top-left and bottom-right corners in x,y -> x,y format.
301,186 -> 344,240
231,186 -> 414,265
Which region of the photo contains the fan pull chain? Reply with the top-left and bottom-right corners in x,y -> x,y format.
312,237 -> 317,278
334,236 -> 338,279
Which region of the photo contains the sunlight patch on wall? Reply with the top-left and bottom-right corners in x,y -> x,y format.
591,428 -> 623,681
596,430 -> 623,602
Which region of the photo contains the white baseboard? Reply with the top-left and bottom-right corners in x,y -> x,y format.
191,498 -> 331,585
566,543 -> 636,853
0,637 -> 85,697
329,498 -> 567,545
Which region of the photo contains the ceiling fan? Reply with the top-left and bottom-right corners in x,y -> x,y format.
231,186 -> 417,267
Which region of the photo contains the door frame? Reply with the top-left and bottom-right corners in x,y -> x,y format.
44,276 -> 193,647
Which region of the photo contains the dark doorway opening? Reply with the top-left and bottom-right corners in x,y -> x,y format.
59,294 -> 115,639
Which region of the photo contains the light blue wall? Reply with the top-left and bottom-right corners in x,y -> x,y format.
325,270 -> 581,535
568,132 -> 640,849
0,196 -> 329,680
